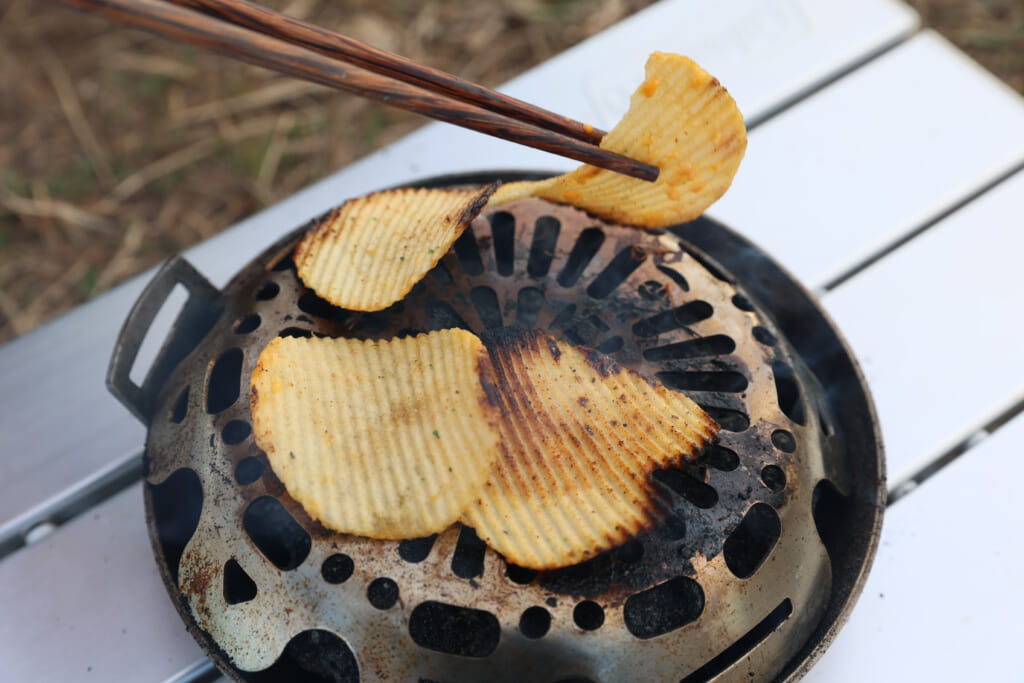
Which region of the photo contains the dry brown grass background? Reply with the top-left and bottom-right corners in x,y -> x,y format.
0,0 -> 1021,345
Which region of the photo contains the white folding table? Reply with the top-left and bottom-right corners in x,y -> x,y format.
2,0 -> 1022,680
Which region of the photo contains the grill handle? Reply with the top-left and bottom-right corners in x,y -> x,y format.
107,256 -> 225,425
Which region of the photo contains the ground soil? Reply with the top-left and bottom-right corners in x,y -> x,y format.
0,0 -> 1021,344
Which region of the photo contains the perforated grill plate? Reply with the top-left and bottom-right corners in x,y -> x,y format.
144,197 -> 843,682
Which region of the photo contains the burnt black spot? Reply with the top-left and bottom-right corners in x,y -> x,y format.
579,346 -> 619,378
479,378 -> 501,408
547,337 -> 562,360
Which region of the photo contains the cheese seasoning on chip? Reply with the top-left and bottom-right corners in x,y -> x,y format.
294,184 -> 496,312
250,329 -> 502,540
463,328 -> 719,570
489,52 -> 746,229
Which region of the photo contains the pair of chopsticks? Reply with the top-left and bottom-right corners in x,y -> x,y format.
53,0 -> 660,182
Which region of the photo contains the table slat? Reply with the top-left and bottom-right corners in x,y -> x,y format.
822,169 -> 1024,482
803,411 -> 1024,682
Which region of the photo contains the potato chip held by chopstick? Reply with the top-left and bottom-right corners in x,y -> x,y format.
294,185 -> 496,312
463,328 -> 719,570
250,329 -> 502,539
490,52 -> 746,229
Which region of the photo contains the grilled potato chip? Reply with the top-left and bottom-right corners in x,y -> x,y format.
294,185 -> 496,312
490,52 -> 746,229
463,328 -> 718,569
250,329 -> 502,540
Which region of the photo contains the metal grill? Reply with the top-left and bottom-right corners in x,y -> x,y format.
112,183 -> 881,682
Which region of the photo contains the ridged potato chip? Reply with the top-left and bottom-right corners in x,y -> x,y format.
294,185 -> 496,312
463,328 -> 718,569
490,52 -> 746,229
250,329 -> 502,539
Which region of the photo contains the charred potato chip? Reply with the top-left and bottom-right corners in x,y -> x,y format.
250,329 -> 502,540
294,185 -> 496,312
463,328 -> 718,569
490,52 -> 746,229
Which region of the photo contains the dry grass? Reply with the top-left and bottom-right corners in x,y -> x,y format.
1,0 -> 1021,344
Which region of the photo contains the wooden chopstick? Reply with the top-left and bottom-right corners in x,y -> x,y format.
52,0 -> 660,182
171,0 -> 608,147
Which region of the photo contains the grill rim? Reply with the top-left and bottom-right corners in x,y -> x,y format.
121,170 -> 884,682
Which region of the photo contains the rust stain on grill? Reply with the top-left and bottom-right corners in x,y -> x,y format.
180,555 -> 218,622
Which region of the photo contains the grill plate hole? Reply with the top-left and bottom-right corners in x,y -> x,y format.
430,261 -> 454,287
558,227 -> 604,287
657,265 -> 689,291
206,348 -> 243,414
731,294 -> 755,311
470,286 -> 503,329
761,465 -> 787,492
234,314 -> 260,334
278,327 -> 319,339
772,429 -> 797,453
410,601 -> 501,657
773,362 -> 805,425
623,576 -> 704,639
699,405 -> 750,432
351,314 -> 390,337
222,420 -> 251,445
256,281 -> 280,300
633,300 -> 713,337
587,247 -> 646,299
149,468 -> 203,586
250,629 -> 358,683
573,601 -> 605,630
753,326 -> 778,346
243,496 -> 311,571
515,287 -> 544,328
453,228 -> 484,275
680,599 -> 792,683
321,554 -> 354,584
643,335 -> 736,361
170,386 -> 189,424
657,370 -> 748,393
505,564 -> 538,585
451,525 -> 487,579
270,256 -> 294,272
490,211 -> 516,276
813,479 -> 850,561
519,606 -> 551,639
724,503 -> 781,579
367,577 -> 399,609
654,469 -> 719,509
703,444 -> 740,471
398,535 -> 438,563
298,292 -> 350,324
528,216 -> 560,277
223,559 -> 257,604
234,456 -> 264,485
